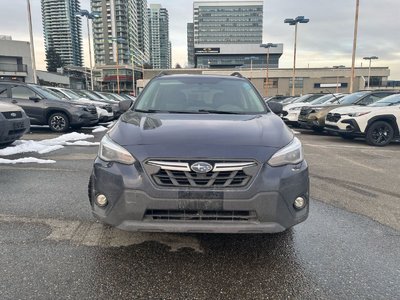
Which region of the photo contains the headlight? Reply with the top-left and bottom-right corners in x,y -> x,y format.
347,112 -> 370,117
98,134 -> 135,165
268,137 -> 303,167
75,105 -> 90,112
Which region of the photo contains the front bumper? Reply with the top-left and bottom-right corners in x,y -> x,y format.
0,117 -> 30,145
298,114 -> 325,129
71,112 -> 99,126
90,158 -> 310,233
325,119 -> 362,136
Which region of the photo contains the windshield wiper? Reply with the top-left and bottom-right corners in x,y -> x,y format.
134,109 -> 165,113
197,109 -> 242,114
135,109 -> 203,114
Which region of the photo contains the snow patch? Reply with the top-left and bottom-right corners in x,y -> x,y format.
292,130 -> 301,135
65,141 -> 99,146
0,157 -> 56,164
0,132 -> 94,156
92,126 -> 108,133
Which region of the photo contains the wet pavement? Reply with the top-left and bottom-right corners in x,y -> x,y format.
0,127 -> 399,299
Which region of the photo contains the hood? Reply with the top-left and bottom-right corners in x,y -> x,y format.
283,103 -> 311,110
0,102 -> 24,112
109,112 -> 293,149
329,105 -> 379,114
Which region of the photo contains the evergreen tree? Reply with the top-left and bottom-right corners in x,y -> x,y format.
46,47 -> 64,72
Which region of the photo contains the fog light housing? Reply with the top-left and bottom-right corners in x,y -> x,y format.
294,197 -> 306,209
96,194 -> 108,207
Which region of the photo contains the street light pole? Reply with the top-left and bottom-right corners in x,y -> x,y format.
26,0 -> 37,84
333,65 -> 346,93
108,37 -> 126,94
260,43 -> 277,97
284,16 -> 309,97
363,56 -> 378,89
76,10 -> 100,90
244,56 -> 257,81
350,0 -> 360,93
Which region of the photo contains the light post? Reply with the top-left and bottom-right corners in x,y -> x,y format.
76,10 -> 99,90
333,65 -> 346,93
244,56 -> 257,80
363,56 -> 378,88
284,16 -> 309,97
109,37 -> 126,94
26,0 -> 37,84
350,0 -> 360,93
260,43 -> 278,97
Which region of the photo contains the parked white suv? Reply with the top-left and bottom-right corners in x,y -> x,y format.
325,94 -> 400,146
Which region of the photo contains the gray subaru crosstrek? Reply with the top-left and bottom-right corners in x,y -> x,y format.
89,74 -> 309,233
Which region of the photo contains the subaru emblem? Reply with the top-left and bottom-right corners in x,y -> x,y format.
10,113 -> 17,118
191,162 -> 213,173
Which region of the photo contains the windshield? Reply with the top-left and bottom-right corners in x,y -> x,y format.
369,94 -> 400,107
28,84 -> 61,101
61,89 -> 81,100
44,88 -> 71,101
339,91 -> 369,104
310,94 -> 335,105
135,77 -> 267,114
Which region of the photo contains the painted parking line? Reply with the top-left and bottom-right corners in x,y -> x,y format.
0,214 -> 203,253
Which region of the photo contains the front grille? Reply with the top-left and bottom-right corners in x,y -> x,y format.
326,113 -> 341,122
146,160 -> 257,188
144,209 -> 257,222
2,111 -> 22,119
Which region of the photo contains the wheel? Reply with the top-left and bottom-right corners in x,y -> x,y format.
366,121 -> 394,146
48,112 -> 69,132
339,134 -> 355,140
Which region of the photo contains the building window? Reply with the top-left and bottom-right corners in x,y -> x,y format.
264,78 -> 278,88
289,78 -> 304,88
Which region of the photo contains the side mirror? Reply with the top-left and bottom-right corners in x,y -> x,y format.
29,96 -> 41,102
119,99 -> 133,112
268,101 -> 283,114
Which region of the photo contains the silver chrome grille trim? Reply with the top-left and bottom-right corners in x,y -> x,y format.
147,160 -> 257,172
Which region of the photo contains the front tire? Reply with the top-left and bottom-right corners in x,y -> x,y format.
366,121 -> 394,146
48,112 -> 69,132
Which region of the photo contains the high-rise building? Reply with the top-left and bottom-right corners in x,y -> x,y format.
41,0 -> 83,68
187,23 -> 195,68
193,1 -> 263,45
91,0 -> 150,92
147,4 -> 171,69
91,0 -> 149,66
189,1 -> 282,69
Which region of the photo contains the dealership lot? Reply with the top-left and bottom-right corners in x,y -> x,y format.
0,128 -> 399,299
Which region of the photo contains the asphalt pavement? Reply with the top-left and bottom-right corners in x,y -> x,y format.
0,127 -> 399,299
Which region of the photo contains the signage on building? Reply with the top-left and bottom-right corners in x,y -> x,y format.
195,47 -> 220,54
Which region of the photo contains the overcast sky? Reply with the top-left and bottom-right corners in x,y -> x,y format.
1,0 -> 399,78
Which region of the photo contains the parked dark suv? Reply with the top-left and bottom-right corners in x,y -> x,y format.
0,102 -> 30,147
0,81 -> 98,132
89,74 -> 309,233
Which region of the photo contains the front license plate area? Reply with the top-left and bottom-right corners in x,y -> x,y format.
178,191 -> 223,210
13,121 -> 25,130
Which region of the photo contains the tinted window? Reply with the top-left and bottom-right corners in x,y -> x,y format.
369,94 -> 400,107
11,86 -> 37,99
339,91 -> 369,104
135,77 -> 266,114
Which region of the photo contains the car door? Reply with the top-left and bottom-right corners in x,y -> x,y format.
9,85 -> 44,124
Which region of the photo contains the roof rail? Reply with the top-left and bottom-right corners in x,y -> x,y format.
230,72 -> 243,78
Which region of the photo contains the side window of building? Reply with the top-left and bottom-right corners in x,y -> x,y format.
11,86 -> 36,100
